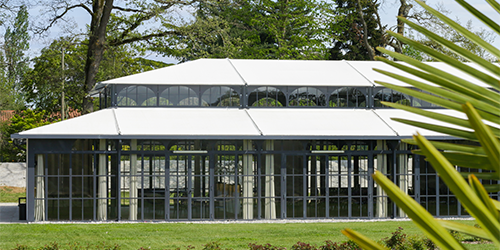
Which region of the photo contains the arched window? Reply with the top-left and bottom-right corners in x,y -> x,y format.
117,86 -> 155,106
248,87 -> 286,107
160,86 -> 199,106
202,87 -> 240,107
329,87 -> 366,107
288,87 -> 326,107
374,88 -> 411,107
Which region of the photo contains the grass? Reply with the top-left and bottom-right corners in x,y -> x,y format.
0,220 -> 495,249
0,186 -> 25,203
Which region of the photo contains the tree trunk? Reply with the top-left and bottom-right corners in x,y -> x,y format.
356,0 -> 375,60
394,0 -> 412,54
82,0 -> 114,114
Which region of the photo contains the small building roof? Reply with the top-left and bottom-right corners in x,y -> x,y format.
98,59 -> 245,87
96,59 -> 498,89
16,59 -> 499,141
12,107 -> 472,140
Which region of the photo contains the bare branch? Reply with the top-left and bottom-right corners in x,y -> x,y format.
109,30 -> 180,47
35,4 -> 92,34
112,5 -> 146,13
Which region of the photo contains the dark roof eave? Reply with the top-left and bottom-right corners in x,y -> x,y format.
11,133 -> 460,141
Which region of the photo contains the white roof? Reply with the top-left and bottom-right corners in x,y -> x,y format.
114,108 -> 260,137
97,59 -> 499,89
247,109 -> 396,138
16,109 -> 119,137
373,109 -> 471,137
100,59 -> 244,86
230,59 -> 372,86
14,108 -> 465,140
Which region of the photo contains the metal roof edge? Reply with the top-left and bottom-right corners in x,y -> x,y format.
10,134 -> 459,141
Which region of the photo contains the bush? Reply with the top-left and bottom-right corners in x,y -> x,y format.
248,243 -> 286,250
319,240 -> 360,250
202,241 -> 232,250
291,242 -> 316,250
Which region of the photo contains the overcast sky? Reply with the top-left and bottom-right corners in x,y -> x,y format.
21,0 -> 500,64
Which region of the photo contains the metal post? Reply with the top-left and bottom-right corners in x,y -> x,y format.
61,47 -> 65,120
130,139 -> 138,220
242,140 -> 253,219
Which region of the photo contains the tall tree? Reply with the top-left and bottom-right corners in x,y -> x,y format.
329,0 -> 386,60
1,4 -> 29,110
176,0 -> 333,61
36,0 -> 194,114
22,37 -> 170,114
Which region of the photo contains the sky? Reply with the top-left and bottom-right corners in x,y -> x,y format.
12,0 -> 500,64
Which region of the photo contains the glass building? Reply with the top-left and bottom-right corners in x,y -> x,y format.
12,59 -> 498,222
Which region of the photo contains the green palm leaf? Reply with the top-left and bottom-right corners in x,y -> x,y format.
439,220 -> 490,240
401,139 -> 485,154
396,15 -> 500,78
413,132 -> 500,245
375,50 -> 500,107
462,102 -> 500,168
341,228 -> 388,250
387,29 -> 500,86
414,0 -> 500,58
469,174 -> 500,221
372,171 -> 465,250
455,0 -> 500,36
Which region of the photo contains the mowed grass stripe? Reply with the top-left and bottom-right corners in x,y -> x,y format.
1,220 -> 493,250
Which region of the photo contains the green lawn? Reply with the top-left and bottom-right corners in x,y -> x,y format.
0,220 -> 495,249
0,186 -> 25,203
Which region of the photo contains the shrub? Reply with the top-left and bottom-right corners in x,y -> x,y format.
202,241 -> 232,250
291,242 -> 316,250
248,243 -> 286,250
319,240 -> 360,250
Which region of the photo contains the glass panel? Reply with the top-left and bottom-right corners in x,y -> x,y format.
202,86 -> 239,107
117,86 -> 138,106
137,86 -> 156,106
249,87 -> 286,107
160,86 -> 199,106
289,87 -> 326,107
192,155 -> 210,220
330,87 -> 365,107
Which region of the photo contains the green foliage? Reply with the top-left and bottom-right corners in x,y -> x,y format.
0,5 -> 29,110
22,37 -> 171,114
0,109 -> 56,161
13,241 -> 120,250
248,242 -> 287,250
401,5 -> 496,62
202,241 -> 231,250
328,0 -> 386,60
341,0 -> 500,249
175,0 -> 333,61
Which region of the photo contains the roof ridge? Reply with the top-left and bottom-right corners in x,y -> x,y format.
226,58 -> 248,85
345,61 -> 376,87
371,109 -> 399,137
243,109 -> 263,136
111,108 -> 122,135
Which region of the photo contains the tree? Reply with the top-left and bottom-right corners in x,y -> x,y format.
176,0 -> 333,61
1,4 -> 29,110
0,109 -> 56,162
22,37 -> 171,114
404,18 -> 496,62
342,0 -> 500,248
329,0 -> 386,60
36,0 -> 194,114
